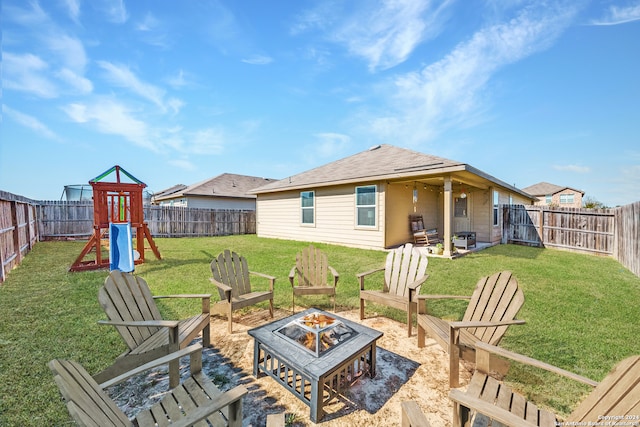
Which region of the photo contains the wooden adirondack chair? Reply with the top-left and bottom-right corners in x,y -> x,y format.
450,341 -> 640,427
289,245 -> 339,313
417,270 -> 525,387
358,243 -> 429,337
95,270 -> 211,389
210,249 -> 275,333
50,344 -> 248,427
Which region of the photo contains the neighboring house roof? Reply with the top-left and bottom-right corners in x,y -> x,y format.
522,182 -> 584,196
153,184 -> 188,199
153,173 -> 275,202
251,144 -> 531,199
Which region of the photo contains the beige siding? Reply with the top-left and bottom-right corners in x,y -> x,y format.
256,183 -> 387,250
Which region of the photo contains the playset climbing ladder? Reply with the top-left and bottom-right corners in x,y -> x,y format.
70,166 -> 161,272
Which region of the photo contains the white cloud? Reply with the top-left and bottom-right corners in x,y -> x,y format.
166,69 -> 190,89
56,68 -> 93,94
553,164 -> 591,173
591,2 -> 640,26
62,99 -> 156,151
189,128 -> 226,155
136,12 -> 159,31
241,55 -> 274,65
97,61 -> 181,112
3,52 -> 58,98
366,3 -> 578,145
46,34 -> 88,72
3,105 -> 59,140
62,0 -> 81,23
98,0 -> 128,24
335,0 -> 449,71
313,133 -> 351,157
294,0 -> 454,72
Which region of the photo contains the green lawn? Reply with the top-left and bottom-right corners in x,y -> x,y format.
1,235 -> 639,425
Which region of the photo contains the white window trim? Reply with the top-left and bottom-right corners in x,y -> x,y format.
300,191 -> 315,226
355,185 -> 377,228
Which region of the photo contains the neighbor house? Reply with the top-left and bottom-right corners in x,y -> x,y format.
152,173 -> 275,210
250,144 -> 534,254
521,182 -> 584,208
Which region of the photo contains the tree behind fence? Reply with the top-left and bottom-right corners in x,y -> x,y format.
37,201 -> 256,239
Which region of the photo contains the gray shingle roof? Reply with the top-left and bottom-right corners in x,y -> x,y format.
155,173 -> 275,201
522,182 -> 584,196
252,144 -> 465,193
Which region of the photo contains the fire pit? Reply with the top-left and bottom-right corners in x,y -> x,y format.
275,312 -> 357,357
248,308 -> 383,422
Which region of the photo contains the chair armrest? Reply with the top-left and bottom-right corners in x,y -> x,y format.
250,271 -> 276,291
99,344 -> 203,388
250,271 -> 276,280
210,278 -> 232,298
328,266 -> 339,286
356,267 -> 385,290
98,319 -> 180,328
154,294 -> 212,299
416,294 -> 471,301
408,274 -> 429,291
289,266 -> 297,286
356,267 -> 385,280
170,385 -> 249,427
450,319 -> 526,330
473,341 -> 598,387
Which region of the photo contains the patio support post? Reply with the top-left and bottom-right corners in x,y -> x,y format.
443,177 -> 453,256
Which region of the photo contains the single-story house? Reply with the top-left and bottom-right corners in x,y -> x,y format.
152,173 -> 275,210
521,182 -> 584,208
250,144 -> 534,254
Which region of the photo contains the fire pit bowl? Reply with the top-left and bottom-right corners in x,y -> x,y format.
276,312 -> 357,357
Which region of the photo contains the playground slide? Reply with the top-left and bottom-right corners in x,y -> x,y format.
109,222 -> 135,272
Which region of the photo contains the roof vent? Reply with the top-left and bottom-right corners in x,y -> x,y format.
368,144 -> 381,151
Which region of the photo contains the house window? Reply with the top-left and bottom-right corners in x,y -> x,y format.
560,194 -> 574,204
493,191 -> 499,226
454,197 -> 467,217
301,191 -> 314,224
545,195 -> 552,205
356,185 -> 376,227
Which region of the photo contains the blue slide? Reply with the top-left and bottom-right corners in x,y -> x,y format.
109,222 -> 135,272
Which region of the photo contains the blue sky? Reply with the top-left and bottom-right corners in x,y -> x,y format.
2,0 -> 639,207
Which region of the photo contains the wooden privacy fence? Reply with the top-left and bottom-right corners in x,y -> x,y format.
145,205 -> 255,237
36,201 -> 256,240
503,203 -> 640,277
0,192 -> 38,283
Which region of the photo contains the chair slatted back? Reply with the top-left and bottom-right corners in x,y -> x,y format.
49,359 -> 130,427
462,271 -> 524,345
409,215 -> 425,233
295,245 -> 328,287
210,249 -> 252,299
98,270 -> 163,351
384,244 -> 428,297
568,355 -> 640,422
